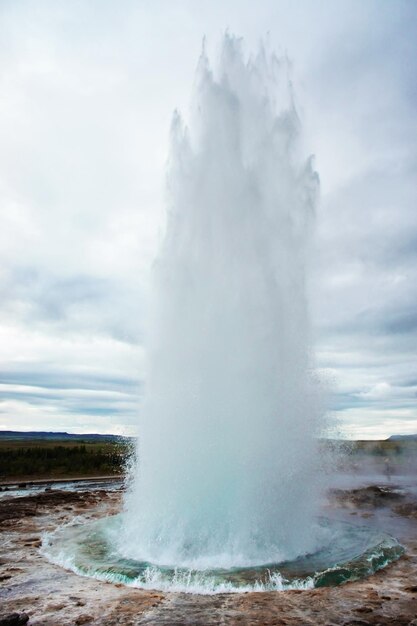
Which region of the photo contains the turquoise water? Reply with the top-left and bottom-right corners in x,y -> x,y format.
42,515 -> 404,594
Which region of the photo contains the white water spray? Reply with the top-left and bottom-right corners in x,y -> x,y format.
121,34 -> 323,569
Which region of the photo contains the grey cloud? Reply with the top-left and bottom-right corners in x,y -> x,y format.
0,0 -> 416,437
0,369 -> 138,393
0,266 -> 145,343
383,311 -> 417,336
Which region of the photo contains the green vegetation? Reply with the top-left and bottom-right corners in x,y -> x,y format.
330,438 -> 417,475
0,439 -> 133,481
350,439 -> 417,456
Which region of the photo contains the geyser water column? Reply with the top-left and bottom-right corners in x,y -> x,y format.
121,34 -> 323,568
41,35 -> 405,592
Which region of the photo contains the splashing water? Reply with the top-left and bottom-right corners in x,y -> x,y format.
119,34 -> 324,569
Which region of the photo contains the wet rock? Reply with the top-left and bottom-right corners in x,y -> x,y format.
45,603 -> 66,612
0,614 -> 29,626
331,485 -> 405,508
69,597 -> 86,607
75,615 -> 93,625
393,502 -> 417,518
0,490 -> 105,526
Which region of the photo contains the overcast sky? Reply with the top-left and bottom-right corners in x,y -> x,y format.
0,0 -> 416,439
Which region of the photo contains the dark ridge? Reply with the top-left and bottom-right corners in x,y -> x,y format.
0,430 -> 134,442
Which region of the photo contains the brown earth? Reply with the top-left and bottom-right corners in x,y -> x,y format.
0,483 -> 416,625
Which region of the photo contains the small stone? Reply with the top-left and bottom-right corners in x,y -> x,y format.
75,615 -> 93,625
0,614 -> 29,626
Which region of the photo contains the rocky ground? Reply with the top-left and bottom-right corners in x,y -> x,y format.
0,481 -> 416,625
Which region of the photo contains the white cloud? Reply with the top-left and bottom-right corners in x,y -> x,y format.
0,398 -> 136,436
337,407 -> 417,441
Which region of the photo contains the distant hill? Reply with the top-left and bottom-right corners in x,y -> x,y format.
388,434 -> 417,441
0,430 -> 133,442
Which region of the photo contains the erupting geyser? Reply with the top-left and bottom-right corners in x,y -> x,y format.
43,34 -> 404,593
121,33 -> 323,568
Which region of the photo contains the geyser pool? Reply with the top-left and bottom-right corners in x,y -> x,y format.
42,516 -> 404,594
42,34 -> 404,592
